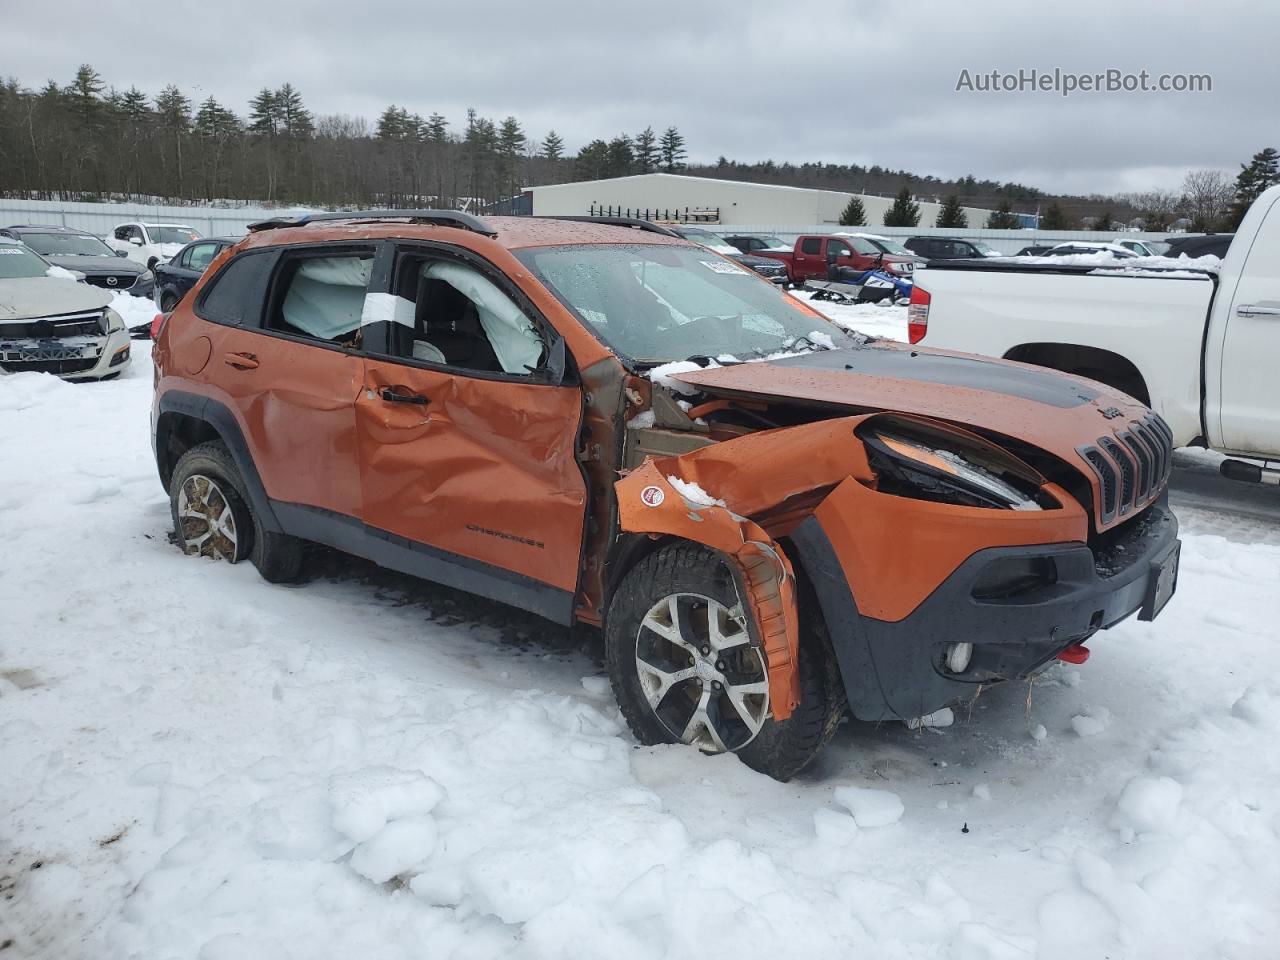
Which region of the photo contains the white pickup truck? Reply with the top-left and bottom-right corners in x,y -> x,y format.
909,185 -> 1280,486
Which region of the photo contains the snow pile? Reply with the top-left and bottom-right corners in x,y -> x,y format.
109,290 -> 158,329
646,359 -> 715,394
666,475 -> 726,508
45,264 -> 79,281
1,342 -> 1279,960
996,251 -> 1222,272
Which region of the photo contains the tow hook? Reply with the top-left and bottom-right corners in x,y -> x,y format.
1056,644 -> 1091,664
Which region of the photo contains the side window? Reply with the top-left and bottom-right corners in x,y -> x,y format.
800,237 -> 822,255
129,226 -> 145,243
186,242 -> 219,272
379,252 -> 545,376
827,240 -> 852,258
113,226 -> 129,241
196,250 -> 278,326
266,251 -> 374,347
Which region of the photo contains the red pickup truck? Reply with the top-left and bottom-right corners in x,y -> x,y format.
755,233 -> 918,284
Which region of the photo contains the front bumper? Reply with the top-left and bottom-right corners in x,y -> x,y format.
0,326 -> 132,381
792,498 -> 1180,722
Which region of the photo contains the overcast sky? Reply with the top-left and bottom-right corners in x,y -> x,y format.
1,1 -> 1271,196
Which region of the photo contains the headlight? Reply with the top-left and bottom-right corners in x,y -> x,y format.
138,269 -> 154,283
889,262 -> 913,273
105,308 -> 125,333
859,419 -> 1049,510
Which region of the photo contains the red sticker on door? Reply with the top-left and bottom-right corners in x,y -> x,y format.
640,485 -> 665,507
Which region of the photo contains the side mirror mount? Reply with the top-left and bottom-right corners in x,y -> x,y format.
543,334 -> 567,385
115,249 -> 128,258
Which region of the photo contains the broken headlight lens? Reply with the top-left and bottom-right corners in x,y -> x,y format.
862,428 -> 1046,511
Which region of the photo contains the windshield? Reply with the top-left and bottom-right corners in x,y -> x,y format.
676,229 -> 740,256
19,232 -> 113,257
869,238 -> 912,256
0,244 -> 53,279
516,243 -> 853,364
971,241 -> 999,255
1144,240 -> 1171,255
147,226 -> 199,244
757,235 -> 789,249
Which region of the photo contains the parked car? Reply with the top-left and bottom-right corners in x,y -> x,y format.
107,222 -> 201,270
668,226 -> 788,284
1113,238 -> 1171,257
153,237 -> 238,312
908,183 -> 1280,486
904,236 -> 1002,261
0,236 -> 132,380
1162,233 -> 1234,260
851,233 -> 926,265
151,209 -> 1179,780
1,224 -> 154,298
1042,241 -> 1139,259
722,234 -> 792,255
1015,245 -> 1055,257
751,234 -> 917,284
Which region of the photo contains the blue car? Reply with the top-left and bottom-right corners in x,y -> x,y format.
152,237 -> 239,312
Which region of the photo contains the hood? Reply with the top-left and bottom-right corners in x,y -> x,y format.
670,341 -> 1162,530
0,277 -> 112,321
733,253 -> 786,269
45,254 -> 145,275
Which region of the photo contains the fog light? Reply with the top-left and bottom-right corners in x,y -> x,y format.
109,346 -> 130,367
945,642 -> 973,674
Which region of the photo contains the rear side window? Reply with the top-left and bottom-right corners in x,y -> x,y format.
267,250 -> 374,346
800,237 -> 821,255
196,250 -> 277,326
186,242 -> 220,271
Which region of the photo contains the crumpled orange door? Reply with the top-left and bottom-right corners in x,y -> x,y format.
355,358 -> 588,596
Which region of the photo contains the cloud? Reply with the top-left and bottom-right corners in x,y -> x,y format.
1,0 -> 1269,194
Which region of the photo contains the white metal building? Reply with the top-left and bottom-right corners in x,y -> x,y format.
525,173 -> 997,229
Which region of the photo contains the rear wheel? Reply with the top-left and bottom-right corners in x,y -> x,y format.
169,441 -> 305,583
606,543 -> 844,781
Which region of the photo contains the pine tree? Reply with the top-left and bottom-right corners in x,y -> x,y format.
540,129 -> 564,162
883,186 -> 921,227
575,139 -> 610,181
377,105 -> 409,139
154,85 -> 192,198
935,194 -> 967,228
1227,148 -> 1279,229
659,126 -> 686,172
605,134 -> 634,177
275,84 -> 313,138
634,126 -> 657,173
68,64 -> 105,129
838,196 -> 866,226
497,116 -> 526,197
248,88 -> 279,136
1039,202 -> 1070,229
425,113 -> 449,142
985,200 -> 1021,229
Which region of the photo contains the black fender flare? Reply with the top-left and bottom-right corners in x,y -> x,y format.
155,390 -> 283,533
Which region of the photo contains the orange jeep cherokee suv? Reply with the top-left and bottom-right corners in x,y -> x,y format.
152,211 -> 1180,779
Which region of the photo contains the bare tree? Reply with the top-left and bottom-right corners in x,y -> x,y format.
1180,169 -> 1234,232
1123,190 -> 1184,231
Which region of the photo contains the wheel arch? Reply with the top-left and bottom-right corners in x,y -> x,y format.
1003,342 -> 1151,405
155,391 -> 283,533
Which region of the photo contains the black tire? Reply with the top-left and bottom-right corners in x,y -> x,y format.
605,543 -> 845,781
169,440 -> 305,583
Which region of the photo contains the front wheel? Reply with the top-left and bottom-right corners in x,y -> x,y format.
169,441 -> 305,583
605,543 -> 845,781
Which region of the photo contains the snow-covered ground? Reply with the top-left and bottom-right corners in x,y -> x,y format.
3,328 -> 1280,960
793,290 -> 909,342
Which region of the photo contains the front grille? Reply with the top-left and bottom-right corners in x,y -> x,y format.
84,274 -> 138,289
1,310 -> 106,338
1076,411 -> 1174,526
0,356 -> 98,375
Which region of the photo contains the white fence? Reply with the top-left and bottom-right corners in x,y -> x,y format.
0,198 -> 300,238
0,198 -> 1196,256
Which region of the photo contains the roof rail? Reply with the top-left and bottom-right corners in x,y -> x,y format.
246,209 -> 498,237
543,216 -> 680,238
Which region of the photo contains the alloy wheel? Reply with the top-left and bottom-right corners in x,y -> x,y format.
634,593 -> 770,753
177,474 -> 239,560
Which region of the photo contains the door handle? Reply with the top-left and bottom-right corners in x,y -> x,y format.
224,352 -> 258,370
1236,303 -> 1280,318
380,387 -> 429,405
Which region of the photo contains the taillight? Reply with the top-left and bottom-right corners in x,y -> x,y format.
150,312 -> 170,341
907,286 -> 930,343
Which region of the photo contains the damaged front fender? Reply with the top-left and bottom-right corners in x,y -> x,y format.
615,417 -> 881,721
